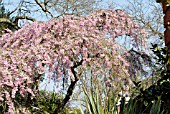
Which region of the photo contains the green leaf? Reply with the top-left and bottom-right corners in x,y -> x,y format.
167,0 -> 170,6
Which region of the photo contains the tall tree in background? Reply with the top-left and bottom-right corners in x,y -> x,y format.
0,0 -> 102,23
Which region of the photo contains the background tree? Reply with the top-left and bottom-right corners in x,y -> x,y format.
109,0 -> 165,89
1,0 -> 102,23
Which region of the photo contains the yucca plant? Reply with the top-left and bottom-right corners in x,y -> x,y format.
80,86 -> 168,114
80,86 -> 118,114
149,97 -> 168,114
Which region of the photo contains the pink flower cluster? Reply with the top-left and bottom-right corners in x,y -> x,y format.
0,9 -> 146,113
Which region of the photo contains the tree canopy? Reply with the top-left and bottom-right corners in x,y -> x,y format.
0,9 -> 147,113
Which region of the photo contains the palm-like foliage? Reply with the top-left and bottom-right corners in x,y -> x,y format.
80,87 -> 118,114
80,86 -> 168,114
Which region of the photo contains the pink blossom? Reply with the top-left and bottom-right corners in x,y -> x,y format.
0,9 -> 147,112
11,87 -> 18,98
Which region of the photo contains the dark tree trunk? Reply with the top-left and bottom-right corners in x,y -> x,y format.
52,59 -> 83,114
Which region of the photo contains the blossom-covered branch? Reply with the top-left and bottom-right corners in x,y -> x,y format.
0,9 -> 147,113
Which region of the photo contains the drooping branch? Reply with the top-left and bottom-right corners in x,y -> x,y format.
129,49 -> 152,62
53,59 -> 83,114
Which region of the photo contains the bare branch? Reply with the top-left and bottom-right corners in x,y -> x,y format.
14,16 -> 36,25
8,6 -> 18,16
123,0 -> 164,38
34,0 -> 53,17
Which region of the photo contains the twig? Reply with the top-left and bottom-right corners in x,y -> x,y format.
34,0 -> 53,17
